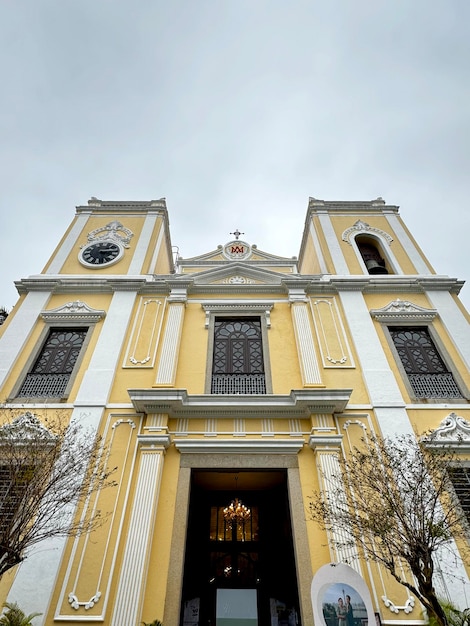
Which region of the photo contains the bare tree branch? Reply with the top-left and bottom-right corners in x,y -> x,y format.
0,407 -> 117,578
308,433 -> 469,626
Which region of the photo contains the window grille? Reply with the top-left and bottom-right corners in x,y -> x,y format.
211,318 -> 266,394
389,327 -> 462,399
448,467 -> 470,525
17,328 -> 87,397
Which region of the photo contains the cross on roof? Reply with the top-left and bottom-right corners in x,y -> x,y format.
230,229 -> 244,240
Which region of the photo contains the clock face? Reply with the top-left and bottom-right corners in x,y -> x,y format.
79,241 -> 123,267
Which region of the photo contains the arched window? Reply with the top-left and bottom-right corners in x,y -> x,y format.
388,326 -> 462,398
211,318 -> 266,394
17,328 -> 88,398
356,236 -> 388,274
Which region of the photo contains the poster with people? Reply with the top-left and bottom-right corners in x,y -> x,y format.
321,583 -> 366,626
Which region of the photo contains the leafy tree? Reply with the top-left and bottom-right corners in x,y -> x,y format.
308,433 -> 469,626
0,602 -> 41,626
0,408 -> 116,578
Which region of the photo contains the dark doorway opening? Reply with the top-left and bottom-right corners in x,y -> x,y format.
180,469 -> 301,625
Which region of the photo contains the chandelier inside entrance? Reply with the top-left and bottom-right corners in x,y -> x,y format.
223,497 -> 251,528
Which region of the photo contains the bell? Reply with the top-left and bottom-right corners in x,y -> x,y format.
365,259 -> 388,275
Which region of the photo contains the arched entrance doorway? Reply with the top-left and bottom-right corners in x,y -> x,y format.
180,470 -> 301,625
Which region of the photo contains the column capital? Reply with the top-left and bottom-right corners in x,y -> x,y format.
137,433 -> 171,450
309,434 -> 343,451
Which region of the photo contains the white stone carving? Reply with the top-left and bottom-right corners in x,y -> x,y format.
370,298 -> 438,323
0,411 -> 56,441
423,413 -> 470,450
41,300 -> 106,324
68,591 -> 101,610
84,221 -> 134,248
342,220 -> 393,245
222,275 -> 255,284
381,594 -> 415,614
222,240 -> 252,260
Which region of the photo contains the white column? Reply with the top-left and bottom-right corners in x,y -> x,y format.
155,289 -> 187,385
111,435 -> 169,626
290,292 -> 322,385
310,438 -> 361,572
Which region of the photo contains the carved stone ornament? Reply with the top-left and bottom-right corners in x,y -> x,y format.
342,220 -> 393,245
84,221 -> 134,248
0,412 -> 56,443
41,300 -> 106,324
222,240 -> 252,261
222,276 -> 255,284
370,298 -> 438,323
423,413 -> 470,450
68,591 -> 101,610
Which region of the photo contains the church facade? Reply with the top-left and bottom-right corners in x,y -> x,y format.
0,196 -> 469,625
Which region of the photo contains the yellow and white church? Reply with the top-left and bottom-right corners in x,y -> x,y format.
0,196 -> 469,625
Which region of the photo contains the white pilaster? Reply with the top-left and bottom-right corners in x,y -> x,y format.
111,436 -> 169,626
318,212 -> 349,274
310,439 -> 361,572
385,213 -> 431,275
427,290 -> 470,370
309,220 -> 328,274
128,211 -> 159,275
155,291 -> 186,385
45,211 -> 91,274
76,291 -> 136,407
0,291 -> 51,391
339,290 -> 407,436
290,297 -> 322,385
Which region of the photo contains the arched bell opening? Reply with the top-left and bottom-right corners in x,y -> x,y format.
356,235 -> 389,274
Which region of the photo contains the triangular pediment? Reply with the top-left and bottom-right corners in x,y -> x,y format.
182,263 -> 293,287
177,240 -> 297,275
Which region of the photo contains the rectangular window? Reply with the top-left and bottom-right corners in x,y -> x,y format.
388,326 -> 462,399
448,467 -> 470,526
16,327 -> 88,398
211,318 -> 266,394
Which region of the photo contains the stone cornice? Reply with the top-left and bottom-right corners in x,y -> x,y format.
128,388 -> 352,418
174,439 -> 304,454
76,198 -> 168,213
14,274 -> 464,298
326,276 -> 464,295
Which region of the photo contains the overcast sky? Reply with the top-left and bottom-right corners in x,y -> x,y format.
1,1 -> 469,311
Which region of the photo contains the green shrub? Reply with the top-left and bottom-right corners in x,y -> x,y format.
0,603 -> 42,626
